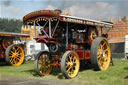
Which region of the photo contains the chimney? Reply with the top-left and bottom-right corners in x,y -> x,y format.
97,18 -> 101,21
64,10 -> 67,15
64,10 -> 71,16
125,16 -> 128,23
68,10 -> 71,16
68,9 -> 71,16
118,16 -> 122,22
110,17 -> 114,23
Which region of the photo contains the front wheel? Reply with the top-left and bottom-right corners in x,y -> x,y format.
34,51 -> 52,76
91,37 -> 111,71
61,51 -> 80,79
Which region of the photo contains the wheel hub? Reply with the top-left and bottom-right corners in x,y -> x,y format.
101,49 -> 105,60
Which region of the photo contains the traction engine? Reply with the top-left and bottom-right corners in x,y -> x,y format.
23,10 -> 113,79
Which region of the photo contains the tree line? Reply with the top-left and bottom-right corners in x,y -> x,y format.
0,18 -> 22,33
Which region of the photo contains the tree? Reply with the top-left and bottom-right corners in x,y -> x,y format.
0,18 -> 22,33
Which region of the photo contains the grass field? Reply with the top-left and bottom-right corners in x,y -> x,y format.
0,59 -> 128,85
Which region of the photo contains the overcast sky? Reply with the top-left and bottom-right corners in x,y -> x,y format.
0,0 -> 128,21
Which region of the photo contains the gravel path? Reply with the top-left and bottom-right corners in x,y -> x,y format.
0,76 -> 90,85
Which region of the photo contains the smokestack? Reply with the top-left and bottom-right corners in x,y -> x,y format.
97,18 -> 101,21
64,10 -> 71,16
110,17 -> 114,23
64,10 -> 68,15
125,16 -> 128,23
68,10 -> 71,16
118,16 -> 122,22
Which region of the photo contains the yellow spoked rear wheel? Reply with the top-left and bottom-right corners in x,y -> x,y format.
5,44 -> 24,66
34,51 -> 52,76
91,37 -> 111,70
61,51 -> 80,79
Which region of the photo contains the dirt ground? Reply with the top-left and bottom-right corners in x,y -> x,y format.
0,76 -> 89,85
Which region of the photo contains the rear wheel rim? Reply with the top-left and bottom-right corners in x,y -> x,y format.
38,53 -> 52,75
97,39 -> 110,70
65,52 -> 79,78
9,45 -> 24,66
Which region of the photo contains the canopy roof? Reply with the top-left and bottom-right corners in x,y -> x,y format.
23,10 -> 113,28
0,32 -> 29,37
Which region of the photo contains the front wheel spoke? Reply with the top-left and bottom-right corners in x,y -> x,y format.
38,60 -> 42,64
67,66 -> 72,73
104,48 -> 108,52
13,58 -> 16,64
11,48 -> 15,52
104,57 -> 108,62
17,53 -> 21,56
69,56 -> 72,62
40,57 -> 44,63
101,62 -> 105,68
44,56 -> 46,63
10,51 -> 15,54
102,42 -> 106,47
73,57 -> 76,63
101,61 -> 104,66
9,55 -> 13,58
9,52 -> 13,55
15,58 -> 18,63
43,66 -> 46,72
16,57 -> 20,61
10,57 -> 13,62
11,57 -> 15,63
98,57 -> 101,61
98,59 -> 102,65
39,65 -> 43,71
99,44 -> 103,49
66,63 -> 70,68
97,54 -> 101,59
41,62 -> 45,66
16,56 -> 21,60
70,68 -> 74,74
16,47 -> 20,52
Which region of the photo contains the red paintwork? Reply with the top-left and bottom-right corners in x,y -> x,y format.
88,37 -> 93,45
85,51 -> 91,59
36,35 -> 48,43
0,53 -> 5,59
66,44 -> 72,50
54,61 -> 60,68
66,44 -> 90,60
75,50 -> 91,60
0,44 -> 4,59
75,50 -> 84,60
77,45 -> 83,49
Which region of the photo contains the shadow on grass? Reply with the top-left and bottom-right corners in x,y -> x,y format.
50,67 -> 64,79
21,67 -> 64,79
124,76 -> 128,79
21,69 -> 39,77
123,67 -> 128,79
20,64 -> 93,79
0,63 -> 7,66
124,67 -> 128,70
0,59 -> 7,66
